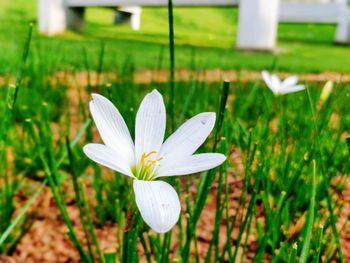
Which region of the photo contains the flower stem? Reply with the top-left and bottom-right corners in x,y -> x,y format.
181,81 -> 230,261
168,0 -> 175,132
299,160 -> 316,263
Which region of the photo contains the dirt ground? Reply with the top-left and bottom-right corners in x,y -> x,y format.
48,69 -> 350,89
2,69 -> 350,91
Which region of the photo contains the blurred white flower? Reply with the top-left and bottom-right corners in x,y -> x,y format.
83,90 -> 226,233
261,70 -> 305,95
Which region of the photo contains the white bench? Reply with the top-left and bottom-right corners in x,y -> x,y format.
38,0 -> 239,36
279,1 -> 350,42
38,0 -> 350,50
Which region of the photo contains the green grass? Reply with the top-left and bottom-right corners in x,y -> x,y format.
1,47 -> 350,261
1,0 -> 350,74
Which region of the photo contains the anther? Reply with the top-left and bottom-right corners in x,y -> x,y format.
140,151 -> 157,166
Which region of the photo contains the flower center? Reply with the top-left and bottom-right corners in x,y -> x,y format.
133,151 -> 163,180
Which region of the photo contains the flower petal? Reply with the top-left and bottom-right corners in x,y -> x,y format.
281,75 -> 298,89
83,143 -> 134,178
280,85 -> 305,95
159,112 -> 216,168
156,153 -> 226,177
135,90 -> 166,164
270,74 -> 281,94
89,94 -> 135,165
133,180 -> 180,233
261,70 -> 272,88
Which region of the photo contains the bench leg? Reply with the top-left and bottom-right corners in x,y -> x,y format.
66,7 -> 85,32
130,7 -> 142,30
335,10 -> 350,43
114,6 -> 142,31
237,0 -> 280,51
38,0 -> 66,35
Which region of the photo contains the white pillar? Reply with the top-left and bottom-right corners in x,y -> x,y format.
38,0 -> 66,35
335,0 -> 350,43
237,0 -> 280,51
116,6 -> 142,31
130,7 -> 142,31
38,0 -> 85,35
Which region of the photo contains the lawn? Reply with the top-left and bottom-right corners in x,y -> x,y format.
0,1 -> 350,262
1,0 -> 350,74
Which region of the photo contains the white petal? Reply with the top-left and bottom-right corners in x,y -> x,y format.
270,74 -> 282,94
261,70 -> 272,88
159,112 -> 216,168
89,94 -> 135,165
157,153 -> 226,177
83,143 -> 134,177
280,85 -> 305,95
281,75 -> 298,89
135,90 -> 166,164
133,180 -> 180,233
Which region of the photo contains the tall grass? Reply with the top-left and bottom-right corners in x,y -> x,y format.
0,24 -> 34,253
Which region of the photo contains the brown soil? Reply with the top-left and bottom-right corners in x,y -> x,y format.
2,69 -> 350,91
44,69 -> 350,90
132,69 -> 350,84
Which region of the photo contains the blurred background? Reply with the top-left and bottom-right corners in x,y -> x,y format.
1,0 -> 350,75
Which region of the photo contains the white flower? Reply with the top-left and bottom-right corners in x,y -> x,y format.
261,70 -> 305,95
83,90 -> 226,233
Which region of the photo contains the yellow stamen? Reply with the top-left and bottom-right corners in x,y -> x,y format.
136,151 -> 164,180
140,150 -> 157,166
146,157 -> 163,168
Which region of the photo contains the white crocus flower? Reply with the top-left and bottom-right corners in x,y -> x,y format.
83,90 -> 226,233
261,70 -> 305,95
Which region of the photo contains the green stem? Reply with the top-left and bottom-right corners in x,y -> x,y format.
299,160 -> 316,263
181,81 -> 230,261
288,243 -> 298,263
66,137 -> 103,262
313,225 -> 324,263
167,0 -> 175,131
278,96 -> 287,180
305,87 -> 344,262
0,180 -> 46,245
42,158 -> 92,263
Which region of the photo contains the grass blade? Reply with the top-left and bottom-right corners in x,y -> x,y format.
104,250 -> 117,263
182,81 -> 230,261
313,225 -> 324,263
0,180 -> 46,245
306,87 -> 345,262
299,160 -> 317,263
167,0 -> 175,131
288,243 -> 298,263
